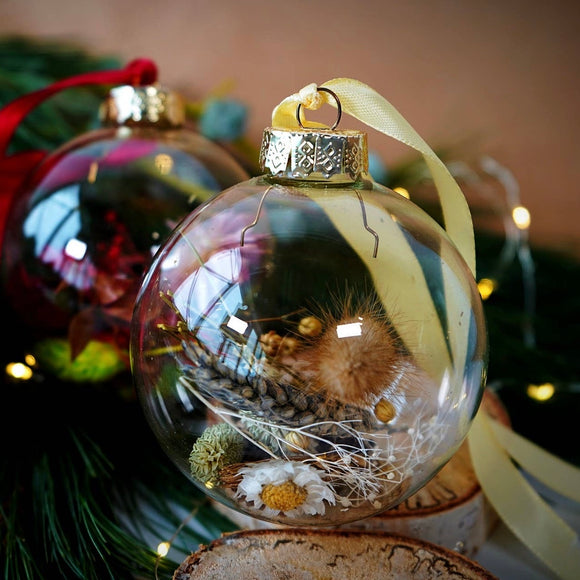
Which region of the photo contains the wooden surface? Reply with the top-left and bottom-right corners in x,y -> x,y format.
173,528 -> 499,580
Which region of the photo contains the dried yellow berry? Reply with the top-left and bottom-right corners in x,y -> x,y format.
374,398 -> 396,423
298,316 -> 322,337
284,431 -> 310,451
259,330 -> 282,356
189,423 -> 244,484
278,336 -> 299,357
260,480 -> 308,511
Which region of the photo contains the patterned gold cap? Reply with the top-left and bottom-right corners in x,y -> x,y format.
99,84 -> 185,128
259,127 -> 368,182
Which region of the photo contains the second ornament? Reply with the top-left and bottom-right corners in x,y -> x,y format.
1,81 -> 249,386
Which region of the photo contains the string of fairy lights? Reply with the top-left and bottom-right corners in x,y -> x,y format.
448,157 -> 555,402
3,154 -> 556,565
392,155 -> 535,342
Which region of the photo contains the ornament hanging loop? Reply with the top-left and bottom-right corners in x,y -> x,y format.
296,87 -> 342,130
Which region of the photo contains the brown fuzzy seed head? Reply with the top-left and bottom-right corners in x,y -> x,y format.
310,315 -> 404,405
278,336 -> 299,357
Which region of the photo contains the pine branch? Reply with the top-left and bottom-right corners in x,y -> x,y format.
0,35 -> 121,155
1,376 -> 239,580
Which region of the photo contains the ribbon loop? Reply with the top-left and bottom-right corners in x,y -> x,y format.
297,83 -> 324,109
272,78 -> 476,276
296,87 -> 342,131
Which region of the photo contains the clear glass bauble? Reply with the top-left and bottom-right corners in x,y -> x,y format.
131,136 -> 487,527
1,108 -> 248,386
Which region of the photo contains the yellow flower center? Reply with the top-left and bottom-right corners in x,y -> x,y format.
260,480 -> 308,511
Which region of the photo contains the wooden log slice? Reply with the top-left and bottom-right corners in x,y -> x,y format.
173,528 -> 499,580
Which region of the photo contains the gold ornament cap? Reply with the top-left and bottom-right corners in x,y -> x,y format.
260,127 -> 368,182
99,84 -> 186,128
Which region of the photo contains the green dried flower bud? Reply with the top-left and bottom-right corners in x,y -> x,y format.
189,423 -> 244,485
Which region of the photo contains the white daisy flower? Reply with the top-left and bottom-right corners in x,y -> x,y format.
235,460 -> 335,518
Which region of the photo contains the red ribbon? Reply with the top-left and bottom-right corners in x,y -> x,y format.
0,57 -> 158,253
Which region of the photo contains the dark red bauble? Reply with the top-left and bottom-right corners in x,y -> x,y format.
1,84 -> 248,383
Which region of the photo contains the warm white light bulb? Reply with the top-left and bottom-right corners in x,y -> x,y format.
527,383 -> 555,402
24,353 -> 37,367
6,362 -> 33,380
157,541 -> 170,557
512,206 -> 531,230
393,186 -> 410,199
477,278 -> 496,300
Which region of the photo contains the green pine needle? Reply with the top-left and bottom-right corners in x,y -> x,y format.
0,35 -> 121,155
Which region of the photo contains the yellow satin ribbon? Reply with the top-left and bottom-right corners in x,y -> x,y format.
470,411 -> 580,579
271,78 -> 580,579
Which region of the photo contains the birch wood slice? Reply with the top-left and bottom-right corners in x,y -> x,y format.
212,390 -> 509,558
173,528 -> 498,580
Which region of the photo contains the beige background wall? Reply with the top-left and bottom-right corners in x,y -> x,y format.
1,0 -> 578,257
